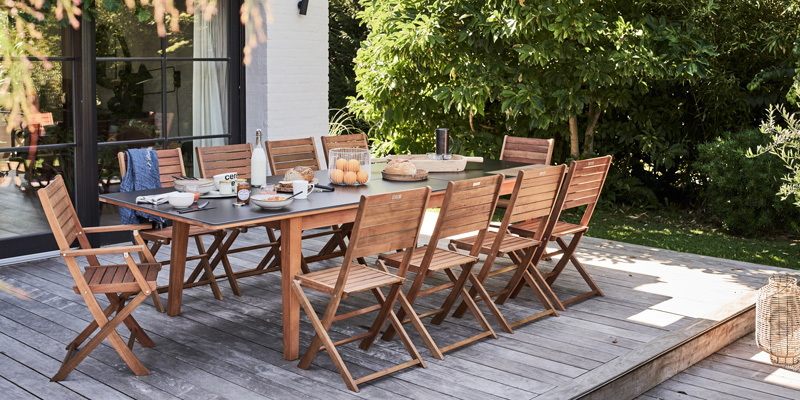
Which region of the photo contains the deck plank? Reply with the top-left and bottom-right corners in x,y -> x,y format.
3,220 -> 800,399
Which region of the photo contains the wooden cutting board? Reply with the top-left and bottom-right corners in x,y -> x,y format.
375,155 -> 483,172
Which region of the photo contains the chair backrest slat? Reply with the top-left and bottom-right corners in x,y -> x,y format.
435,175 -> 504,240
500,136 -> 555,165
347,187 -> 430,260
38,176 -> 82,250
118,148 -> 187,187
266,137 -> 321,176
196,143 -> 253,178
320,133 -> 369,165
506,166 -> 565,224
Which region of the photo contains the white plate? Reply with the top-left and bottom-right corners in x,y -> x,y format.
251,194 -> 294,210
199,190 -> 237,199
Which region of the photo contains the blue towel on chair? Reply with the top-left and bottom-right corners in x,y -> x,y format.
120,148 -> 169,228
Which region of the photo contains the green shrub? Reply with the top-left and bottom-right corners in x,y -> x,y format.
694,129 -> 800,236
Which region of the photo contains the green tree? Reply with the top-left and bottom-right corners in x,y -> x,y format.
350,0 -> 713,158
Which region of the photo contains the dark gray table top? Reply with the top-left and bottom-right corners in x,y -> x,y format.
101,158 -> 532,228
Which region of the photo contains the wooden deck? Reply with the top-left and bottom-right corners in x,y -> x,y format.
2,212 -> 800,399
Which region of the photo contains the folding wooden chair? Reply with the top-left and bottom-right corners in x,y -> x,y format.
378,175 -> 512,358
500,135 -> 555,165
320,133 -> 369,165
450,165 -> 567,328
496,136 -> 555,209
265,137 -> 322,175
266,137 -> 350,264
195,143 -> 286,295
507,156 -> 613,310
118,149 -> 230,302
291,187 -> 433,392
39,175 -> 160,381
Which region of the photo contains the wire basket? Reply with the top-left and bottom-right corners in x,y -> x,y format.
328,148 -> 370,186
756,275 -> 800,365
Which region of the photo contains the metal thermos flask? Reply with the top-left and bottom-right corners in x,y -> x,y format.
436,128 -> 449,155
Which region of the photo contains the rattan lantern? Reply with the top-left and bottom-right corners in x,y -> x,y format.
756,275 -> 800,365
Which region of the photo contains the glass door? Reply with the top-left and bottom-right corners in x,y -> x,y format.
0,11 -> 78,258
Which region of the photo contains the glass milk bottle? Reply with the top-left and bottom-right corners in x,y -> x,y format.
251,129 -> 267,187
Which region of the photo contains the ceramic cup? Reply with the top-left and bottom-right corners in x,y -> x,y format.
218,179 -> 235,195
292,180 -> 315,199
213,172 -> 238,190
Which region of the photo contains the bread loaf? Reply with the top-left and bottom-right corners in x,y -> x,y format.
284,166 -> 315,182
384,159 -> 417,175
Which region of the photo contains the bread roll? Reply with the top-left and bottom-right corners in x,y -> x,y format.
384,159 -> 417,175
284,166 -> 315,182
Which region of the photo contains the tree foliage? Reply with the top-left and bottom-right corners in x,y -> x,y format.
750,106 -> 800,208
350,0 -> 714,158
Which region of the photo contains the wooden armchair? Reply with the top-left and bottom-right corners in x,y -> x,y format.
291,187 -> 433,392
118,148 -> 231,301
39,175 -> 160,381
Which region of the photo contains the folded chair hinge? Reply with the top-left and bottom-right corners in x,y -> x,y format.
123,252 -> 129,258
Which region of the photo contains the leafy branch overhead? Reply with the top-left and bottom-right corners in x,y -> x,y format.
0,0 -> 269,133
350,0 -> 715,157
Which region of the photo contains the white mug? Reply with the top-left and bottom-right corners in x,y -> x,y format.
213,172 -> 238,190
292,180 -> 315,199
218,180 -> 235,195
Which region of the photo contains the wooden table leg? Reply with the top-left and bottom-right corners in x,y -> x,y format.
167,221 -> 190,316
281,217 -> 302,360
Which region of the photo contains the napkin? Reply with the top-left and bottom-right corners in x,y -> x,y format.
135,192 -> 176,205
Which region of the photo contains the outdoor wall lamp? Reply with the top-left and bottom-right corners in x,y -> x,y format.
298,0 -> 309,15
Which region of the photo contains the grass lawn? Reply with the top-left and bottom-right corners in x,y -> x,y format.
561,207 -> 799,270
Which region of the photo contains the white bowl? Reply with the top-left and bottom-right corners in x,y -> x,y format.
174,178 -> 214,194
168,192 -> 195,208
251,194 -> 294,210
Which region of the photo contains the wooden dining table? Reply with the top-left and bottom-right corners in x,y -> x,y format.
100,159 -> 536,360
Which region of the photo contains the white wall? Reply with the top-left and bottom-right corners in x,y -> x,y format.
245,0 -> 329,172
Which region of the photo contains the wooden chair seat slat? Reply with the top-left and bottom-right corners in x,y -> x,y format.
73,264 -> 160,294
451,231 -> 541,254
298,264 -> 403,297
380,246 -> 478,275
509,220 -> 588,238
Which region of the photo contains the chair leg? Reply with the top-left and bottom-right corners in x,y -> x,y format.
291,280 -> 358,392
106,293 -> 156,347
195,236 -> 224,300
381,287 -> 444,360
359,284 -> 428,370
52,291 -> 151,381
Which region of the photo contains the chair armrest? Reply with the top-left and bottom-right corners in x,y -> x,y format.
83,224 -> 152,233
61,245 -> 148,257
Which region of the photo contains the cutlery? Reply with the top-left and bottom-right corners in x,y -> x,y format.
177,201 -> 210,214
178,206 -> 216,214
316,184 -> 335,192
284,192 -> 303,200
